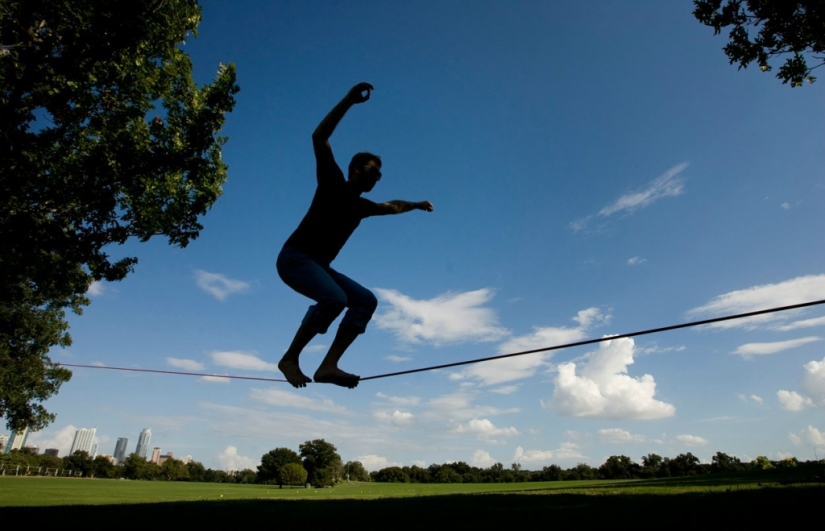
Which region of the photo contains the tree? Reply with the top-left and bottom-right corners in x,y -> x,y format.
233,468 -> 257,484
299,439 -> 343,487
123,453 -> 159,480
343,460 -> 370,482
693,1 -> 825,86
62,450 -> 93,477
160,457 -> 189,481
599,455 -> 640,480
257,447 -> 302,485
0,0 -> 239,432
668,453 -> 701,477
91,455 -> 117,479
373,466 -> 410,483
751,455 -> 775,469
186,460 -> 206,482
711,451 -> 742,473
279,463 -> 308,486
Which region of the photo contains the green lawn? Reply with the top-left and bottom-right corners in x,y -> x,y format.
1,467 -> 822,526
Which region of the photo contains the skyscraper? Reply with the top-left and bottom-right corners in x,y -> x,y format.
5,427 -> 29,453
135,428 -> 151,459
69,428 -> 97,455
113,438 -> 129,464
151,447 -> 161,464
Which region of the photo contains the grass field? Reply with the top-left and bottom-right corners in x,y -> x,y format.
2,466 -> 822,526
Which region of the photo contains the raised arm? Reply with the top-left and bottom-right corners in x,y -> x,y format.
312,82 -> 373,150
374,200 -> 434,216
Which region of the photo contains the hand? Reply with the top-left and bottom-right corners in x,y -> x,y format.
417,201 -> 434,212
346,82 -> 373,104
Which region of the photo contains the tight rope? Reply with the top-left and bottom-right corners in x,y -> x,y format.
54,299 -> 825,384
359,299 -> 825,381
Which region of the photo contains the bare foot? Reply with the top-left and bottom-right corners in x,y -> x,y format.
278,358 -> 312,388
314,366 -> 360,389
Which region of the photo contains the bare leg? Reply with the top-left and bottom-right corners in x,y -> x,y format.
314,324 -> 360,388
278,324 -> 315,388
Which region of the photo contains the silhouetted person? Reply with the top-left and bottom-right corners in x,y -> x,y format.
277,82 -> 433,388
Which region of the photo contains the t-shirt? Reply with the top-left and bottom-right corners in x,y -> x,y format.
284,143 -> 379,265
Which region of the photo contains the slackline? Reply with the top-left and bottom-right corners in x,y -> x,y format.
53,299 -> 825,384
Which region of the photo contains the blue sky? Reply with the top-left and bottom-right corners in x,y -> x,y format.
13,1 -> 825,471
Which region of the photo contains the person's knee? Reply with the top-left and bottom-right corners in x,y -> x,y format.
363,290 -> 378,315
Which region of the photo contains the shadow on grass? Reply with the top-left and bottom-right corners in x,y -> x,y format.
4,483 -> 823,526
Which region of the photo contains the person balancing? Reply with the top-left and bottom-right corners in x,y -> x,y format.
277,82 -> 433,389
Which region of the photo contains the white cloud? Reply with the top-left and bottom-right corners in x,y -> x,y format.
87,281 -> 105,296
781,202 -> 790,210
166,358 -> 205,371
788,425 -> 825,446
375,392 -> 421,406
211,351 -> 279,372
423,390 -> 519,423
598,428 -> 647,444
374,288 -> 508,345
455,418 -> 519,440
249,388 -> 349,414
750,394 -> 764,404
777,390 -> 813,411
194,270 -> 250,301
373,410 -> 415,427
800,356 -> 825,408
91,361 -> 106,367
571,163 -> 687,232
545,337 -> 675,420
491,385 -> 519,395
199,375 -> 231,384
627,257 -> 646,266
458,308 -> 608,385
687,275 -> 825,329
216,446 -> 258,471
356,455 -> 401,472
675,434 -> 709,447
734,337 -> 821,358
384,355 -> 412,362
471,450 -> 497,468
775,316 -> 825,331
513,442 -> 584,463
27,425 -> 78,456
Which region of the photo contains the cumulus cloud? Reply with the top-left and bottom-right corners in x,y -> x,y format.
800,356 -> 825,408
195,270 -> 250,301
27,425 -> 78,456
627,257 -> 646,266
777,390 -> 813,411
544,337 -> 675,420
734,337 -> 821,358
356,455 -> 401,472
423,390 -> 519,423
687,275 -> 825,329
598,428 -> 647,444
457,308 -> 609,385
570,163 -> 687,232
87,281 -> 105,296
373,410 -> 415,427
675,434 -> 709,447
217,446 -> 258,471
750,394 -> 763,404
788,425 -> 825,447
471,450 -> 497,468
513,442 -> 584,463
491,385 -> 519,395
166,358 -> 205,371
374,288 -> 508,345
375,392 -> 420,406
455,418 -> 519,440
250,388 -> 349,414
211,351 -> 279,372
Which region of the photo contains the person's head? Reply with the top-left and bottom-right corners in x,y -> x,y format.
348,152 -> 382,192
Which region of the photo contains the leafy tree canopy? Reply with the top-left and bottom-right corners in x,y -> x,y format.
299,439 -> 343,487
693,0 -> 825,86
0,0 -> 239,431
257,447 -> 302,485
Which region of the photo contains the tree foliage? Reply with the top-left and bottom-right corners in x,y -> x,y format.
257,447 -> 302,485
299,439 -> 343,487
279,463 -> 308,486
693,0 -> 825,86
0,0 -> 239,431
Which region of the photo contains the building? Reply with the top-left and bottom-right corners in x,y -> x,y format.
150,447 -> 161,464
157,451 -> 174,466
113,438 -> 129,464
24,446 -> 39,454
69,428 -> 97,455
44,448 -> 60,457
5,427 -> 29,453
135,428 -> 151,459
0,435 -> 8,453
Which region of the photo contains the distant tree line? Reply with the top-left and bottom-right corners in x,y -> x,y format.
369,452 -> 811,483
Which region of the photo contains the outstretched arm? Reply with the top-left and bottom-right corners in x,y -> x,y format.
312,82 -> 373,150
374,200 -> 434,216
